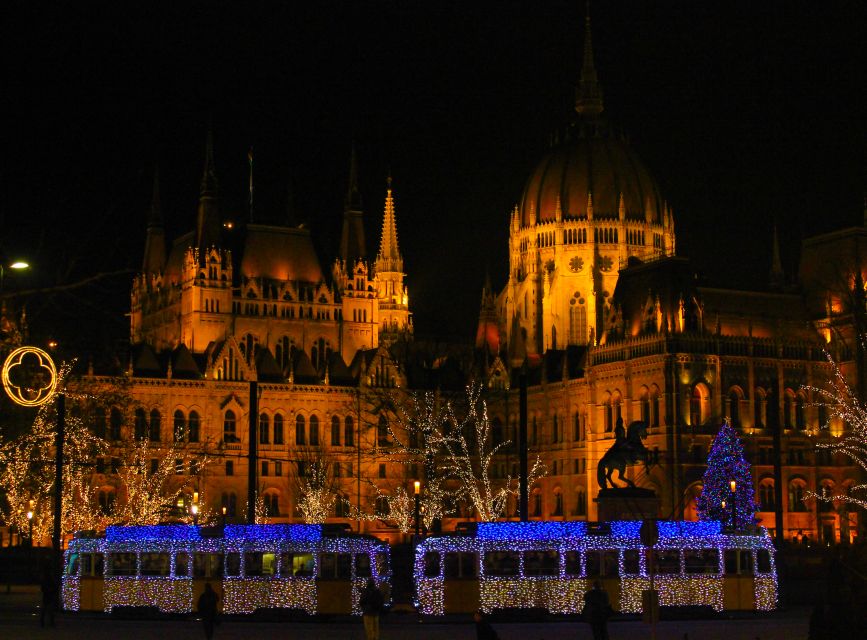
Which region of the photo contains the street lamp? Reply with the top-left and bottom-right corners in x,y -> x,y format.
729,480 -> 737,529
222,506 -> 227,527
0,260 -> 30,291
26,510 -> 34,546
191,491 -> 200,526
414,481 -> 421,538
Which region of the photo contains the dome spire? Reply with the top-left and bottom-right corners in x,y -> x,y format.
375,175 -> 403,273
340,144 -> 367,264
575,1 -> 604,117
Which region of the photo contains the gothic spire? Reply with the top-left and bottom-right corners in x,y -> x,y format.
339,145 -> 366,264
375,175 -> 403,273
196,129 -> 221,250
769,223 -> 785,289
575,2 -> 604,117
142,164 -> 166,274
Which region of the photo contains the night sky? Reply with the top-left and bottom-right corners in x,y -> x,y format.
1,1 -> 865,359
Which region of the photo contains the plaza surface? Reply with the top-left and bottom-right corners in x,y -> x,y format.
0,589 -> 810,640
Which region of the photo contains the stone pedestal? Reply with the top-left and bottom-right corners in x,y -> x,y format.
594,488 -> 660,521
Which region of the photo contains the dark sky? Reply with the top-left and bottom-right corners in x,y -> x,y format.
1,1 -> 865,358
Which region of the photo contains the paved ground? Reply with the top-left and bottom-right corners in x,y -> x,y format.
0,587 -> 810,640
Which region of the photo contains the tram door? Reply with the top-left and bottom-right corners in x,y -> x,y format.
192,553 -> 224,609
722,549 -> 755,610
443,552 -> 479,613
317,552 -> 352,614
584,550 -> 620,609
68,552 -> 104,611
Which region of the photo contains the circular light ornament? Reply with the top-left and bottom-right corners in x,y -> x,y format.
2,346 -> 58,406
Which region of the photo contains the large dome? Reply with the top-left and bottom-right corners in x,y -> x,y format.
518,128 -> 666,227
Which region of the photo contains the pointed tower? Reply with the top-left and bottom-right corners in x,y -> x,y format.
475,269 -> 502,359
142,165 -> 166,275
574,3 -> 604,117
196,129 -> 222,250
769,224 -> 785,290
339,144 -> 367,265
373,176 -> 411,345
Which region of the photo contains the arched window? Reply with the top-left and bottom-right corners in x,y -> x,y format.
98,489 -> 115,515
309,415 -> 319,446
690,384 -> 710,426
345,417 -> 355,447
728,388 -> 743,428
221,492 -> 237,518
377,415 -> 390,448
188,411 -> 200,442
134,408 -> 147,440
335,494 -> 350,517
795,392 -> 807,430
532,489 -> 543,517
149,409 -> 161,442
259,413 -> 270,444
264,493 -> 280,517
552,489 -> 563,516
92,406 -> 107,439
819,479 -> 835,512
492,417 -> 503,446
174,410 -> 186,442
295,415 -> 306,445
110,407 -> 122,440
569,300 -> 588,345
759,479 -> 775,511
273,414 -> 284,445
375,496 -> 390,516
639,387 -> 650,424
552,414 -> 559,443
602,393 -> 613,433
223,410 -> 237,442
783,390 -> 795,429
788,478 -> 807,512
754,388 -> 766,429
576,490 -> 587,516
573,413 -> 581,441
331,416 -> 341,446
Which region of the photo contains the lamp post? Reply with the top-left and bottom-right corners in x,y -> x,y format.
191,491 -> 199,526
222,506 -> 227,527
26,510 -> 33,546
729,480 -> 737,530
414,481 -> 421,538
0,261 -> 30,292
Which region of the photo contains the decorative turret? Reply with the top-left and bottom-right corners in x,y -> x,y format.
574,4 -> 604,117
196,130 -> 222,250
373,176 -> 411,345
476,271 -> 501,358
142,165 -> 166,276
374,176 -> 403,275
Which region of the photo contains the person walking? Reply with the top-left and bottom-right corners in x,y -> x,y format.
39,567 -> 57,627
197,582 -> 219,640
582,580 -> 612,640
359,577 -> 384,640
474,610 -> 500,640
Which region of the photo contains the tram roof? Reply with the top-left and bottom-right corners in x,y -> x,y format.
470,520 -> 726,541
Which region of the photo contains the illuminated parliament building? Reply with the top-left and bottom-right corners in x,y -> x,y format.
94,17 -> 861,545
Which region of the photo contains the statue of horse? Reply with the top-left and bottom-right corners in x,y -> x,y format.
596,420 -> 650,489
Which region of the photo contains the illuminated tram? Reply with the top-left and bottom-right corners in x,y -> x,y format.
414,521 -> 776,615
62,524 -> 390,615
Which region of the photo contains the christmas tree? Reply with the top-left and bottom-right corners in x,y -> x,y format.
696,420 -> 757,528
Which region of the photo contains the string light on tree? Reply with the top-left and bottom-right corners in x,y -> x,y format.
696,421 -> 757,529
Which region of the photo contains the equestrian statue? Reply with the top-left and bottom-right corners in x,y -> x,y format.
596,417 -> 650,489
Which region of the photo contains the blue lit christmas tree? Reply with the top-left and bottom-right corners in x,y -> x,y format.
696,421 -> 757,528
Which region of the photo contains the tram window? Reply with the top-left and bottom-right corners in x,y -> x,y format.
623,550 -> 640,575
65,553 -> 80,576
226,553 -> 241,577
194,553 -> 224,578
684,549 -> 719,574
740,551 -> 754,575
281,552 -> 315,577
523,551 -> 559,576
585,551 -> 618,577
653,550 -> 681,574
444,552 -> 477,578
356,554 -> 373,578
565,551 -> 581,576
93,554 -> 104,576
245,552 -> 276,576
175,553 -> 190,577
483,551 -> 520,577
109,553 -> 137,576
757,550 -> 772,573
376,552 -> 389,577
319,553 -> 352,579
423,552 -> 441,578
724,549 -> 738,575
141,553 -> 170,576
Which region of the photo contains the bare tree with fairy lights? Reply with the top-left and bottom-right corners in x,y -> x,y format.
290,446 -> 339,524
